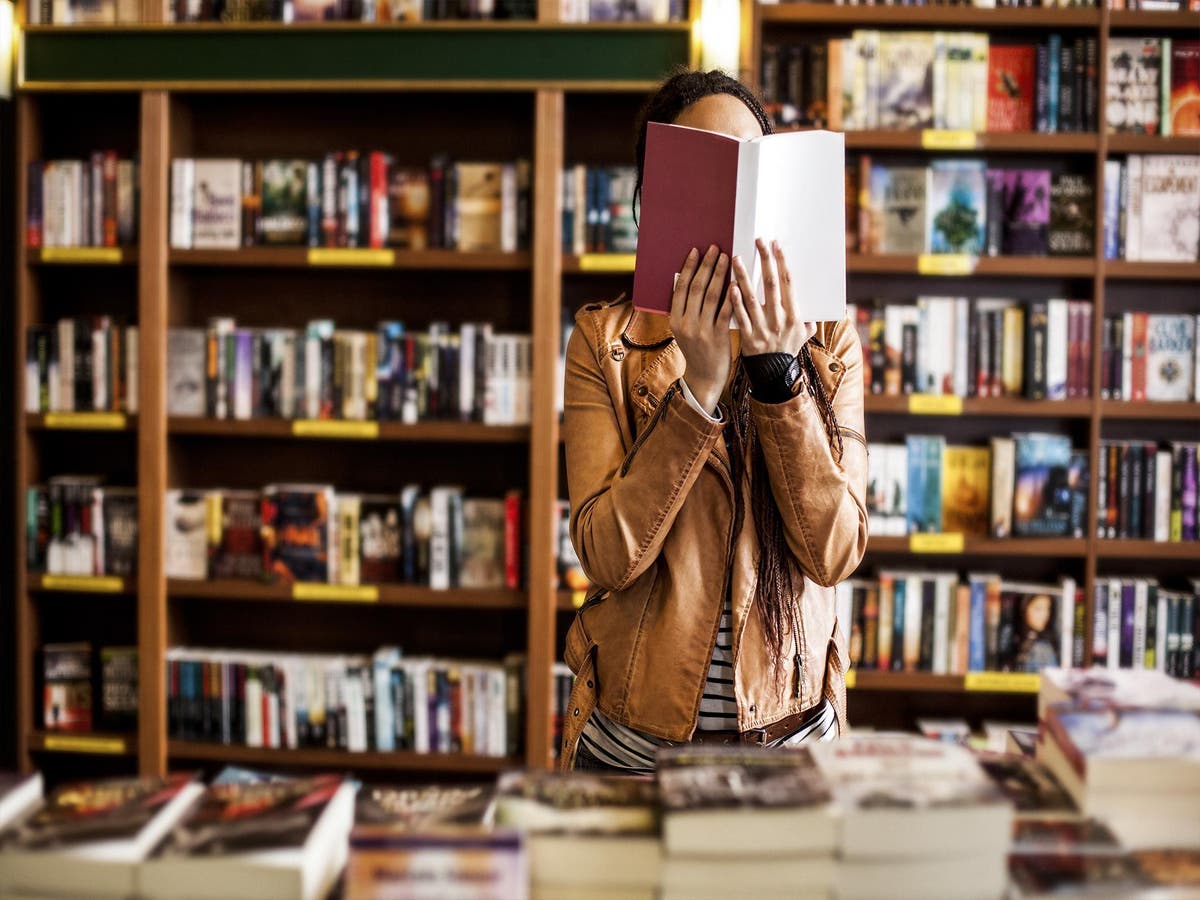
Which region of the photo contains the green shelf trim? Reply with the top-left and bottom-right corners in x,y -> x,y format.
22,27 -> 691,86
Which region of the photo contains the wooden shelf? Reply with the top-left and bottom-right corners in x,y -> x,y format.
1095,540 -> 1200,560
866,536 -> 1088,557
168,578 -> 527,609
562,253 -> 636,274
865,395 -> 1093,417
168,247 -> 531,270
848,254 -> 1095,277
168,417 -> 531,443
26,246 -> 138,265
26,412 -> 137,431
1100,400 -> 1200,420
847,671 -> 1041,694
28,730 -> 136,755
1105,261 -> 1200,280
168,740 -> 518,773
759,3 -> 1100,28
28,573 -> 135,595
1105,134 -> 1200,154
1108,9 -> 1200,29
843,131 -> 1099,153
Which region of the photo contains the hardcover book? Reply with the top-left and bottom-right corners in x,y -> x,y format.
455,163 -> 503,253
987,44 -> 1036,133
494,771 -> 658,835
940,445 -> 990,537
1048,173 -> 1095,257
460,498 -> 506,590
208,490 -> 263,581
259,160 -> 309,245
99,646 -> 137,732
906,434 -> 945,534
165,490 -> 209,580
1145,314 -> 1196,401
927,159 -> 986,255
387,167 -> 431,250
1009,853 -> 1148,898
1011,818 -> 1121,855
359,495 -> 401,584
867,166 -> 927,254
261,484 -> 335,584
102,488 -> 138,578
1169,40 -> 1200,137
43,642 -> 92,732
999,169 -> 1050,256
877,32 -> 935,129
166,328 -> 205,417
191,159 -> 242,249
631,122 -> 845,322
1012,433 -> 1073,538
1138,154 -> 1200,262
346,829 -> 525,900
1106,38 -> 1163,135
355,784 -> 497,829
975,753 -> 1077,819
1000,582 -> 1061,673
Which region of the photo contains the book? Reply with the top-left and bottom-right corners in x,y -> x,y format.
261,485 -> 334,584
43,642 -> 92,732
940,445 -> 990,537
1138,155 -> 1200,262
140,775 -> 357,900
459,498 -> 506,590
356,784 -> 497,829
167,328 -> 206,417
905,434 -> 944,534
165,490 -> 210,580
346,828 -> 525,900
999,169 -> 1051,255
877,32 -> 935,129
359,495 -> 401,584
1048,173 -> 1094,257
1008,852 -> 1149,898
99,646 -> 137,732
1168,40 -> 1200,137
975,753 -> 1078,820
1037,667 -> 1200,721
0,773 -> 42,836
927,159 -> 986,255
1106,38 -> 1163,134
1001,582 -> 1061,673
631,122 -> 845,322
192,159 -> 242,249
867,166 -> 927,254
1012,433 -> 1073,538
259,160 -> 309,245
387,167 -> 432,250
987,44 -> 1036,133
1011,817 -> 1121,856
0,774 -> 203,899
207,490 -> 263,580
455,163 -> 503,252
1146,314 -> 1197,401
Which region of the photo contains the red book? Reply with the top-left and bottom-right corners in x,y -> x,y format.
369,151 -> 389,249
631,122 -> 846,321
987,45 -> 1037,133
1131,311 -> 1148,402
504,489 -> 522,591
1169,40 -> 1200,137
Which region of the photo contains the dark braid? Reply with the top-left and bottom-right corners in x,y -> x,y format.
634,68 -> 844,672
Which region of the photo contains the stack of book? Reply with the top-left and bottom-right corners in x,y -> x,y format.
24,319 -> 139,415
166,646 -> 524,757
165,484 -> 523,590
26,478 -> 138,577
560,164 -> 637,255
170,156 -> 531,252
1091,580 -> 1199,677
25,155 -> 139,248
848,297 -> 1094,399
811,734 -> 1013,900
495,771 -> 661,900
1099,312 -> 1199,401
1096,442 -> 1199,542
866,432 -> 1087,539
42,643 -> 137,733
1106,38 -> 1200,137
1102,155 -> 1200,262
657,746 -> 836,900
167,318 -> 531,426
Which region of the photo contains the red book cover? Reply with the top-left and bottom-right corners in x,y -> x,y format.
987,44 -> 1037,133
504,489 -> 521,591
369,151 -> 388,249
1131,311 -> 1148,402
1170,40 -> 1200,137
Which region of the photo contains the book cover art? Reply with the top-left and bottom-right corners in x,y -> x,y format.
261,485 -> 333,584
1012,818 -> 1121,855
906,434 -> 945,534
941,445 -> 990,537
209,490 -> 263,581
455,163 -> 503,253
1001,583 -> 1061,672
346,828 -> 525,900
359,495 -> 401,584
43,642 -> 92,732
99,646 -> 137,731
1047,705 -> 1200,764
1000,169 -> 1051,255
1129,848 -> 1200,891
877,32 -> 935,129
259,160 -> 308,245
191,159 -> 241,249
153,775 -> 344,856
356,784 -> 496,829
975,753 -> 1077,818
1106,38 -> 1163,135
6,774 -> 196,849
494,771 -> 658,835
1146,314 -> 1197,401
102,488 -> 138,578
656,746 -> 832,812
460,498 -> 505,590
868,166 -> 927,254
387,167 -> 431,250
987,44 -> 1037,132
166,328 -> 205,417
927,160 -> 986,254
1012,433 -> 1073,538
1169,41 -> 1200,137
166,490 -> 208,579
1138,155 -> 1200,262
1048,173 -> 1095,257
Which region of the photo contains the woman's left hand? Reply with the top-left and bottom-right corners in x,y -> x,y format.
730,238 -> 818,357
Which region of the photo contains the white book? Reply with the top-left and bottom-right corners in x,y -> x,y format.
164,490 -> 208,580
245,672 -> 263,747
1133,579 -> 1148,670
932,574 -> 952,675
886,444 -> 908,537
1121,311 -> 1134,400
0,773 -> 43,833
1146,314 -> 1196,402
459,322 -> 477,421
192,159 -> 242,249
904,574 -> 923,671
1060,576 -> 1076,670
1107,579 -> 1122,671
57,318 -> 74,412
989,436 -> 1014,539
429,487 -> 455,590
953,296 -> 970,397
1125,154 -> 1143,261
1155,450 -> 1172,542
1156,592 -> 1169,674
170,158 -> 195,250
1046,299 -> 1069,401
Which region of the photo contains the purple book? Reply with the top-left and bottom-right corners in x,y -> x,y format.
1002,169 -> 1051,256
1120,582 -> 1136,668
1184,444 -> 1198,542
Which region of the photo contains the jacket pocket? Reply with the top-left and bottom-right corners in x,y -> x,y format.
564,612 -> 597,675
620,385 -> 677,477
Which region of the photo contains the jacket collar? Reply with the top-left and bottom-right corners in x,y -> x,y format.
621,307 -> 674,350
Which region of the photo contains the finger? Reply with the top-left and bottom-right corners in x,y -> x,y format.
689,244 -> 720,319
717,283 -> 735,332
703,253 -> 730,325
756,237 -> 783,331
730,284 -> 753,335
732,254 -> 766,334
772,240 -> 795,323
670,247 -> 700,322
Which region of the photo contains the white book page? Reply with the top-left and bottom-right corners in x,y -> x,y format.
738,130 -> 847,323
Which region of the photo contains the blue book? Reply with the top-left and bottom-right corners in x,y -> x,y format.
1012,432 -> 1073,538
1047,34 -> 1061,133
906,435 -> 946,533
892,576 -> 907,672
927,160 -> 987,255
968,575 -> 988,672
1102,160 -> 1122,261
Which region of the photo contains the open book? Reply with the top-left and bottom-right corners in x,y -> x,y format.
632,122 -> 846,322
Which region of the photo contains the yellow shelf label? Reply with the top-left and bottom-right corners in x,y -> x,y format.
43,411 -> 128,430
42,734 -> 127,754
921,129 -> 977,150
307,248 -> 395,267
293,583 -> 379,603
578,253 -> 636,273
964,672 -> 1041,694
40,247 -> 124,264
917,254 -> 976,276
844,668 -> 857,690
907,394 -> 963,416
41,574 -> 126,593
292,420 -> 379,440
909,533 -> 966,554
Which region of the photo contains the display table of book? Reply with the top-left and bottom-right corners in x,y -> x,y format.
1,667 -> 1198,900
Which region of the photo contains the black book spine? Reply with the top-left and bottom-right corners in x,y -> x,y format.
1035,41 -> 1050,133
1182,593 -> 1196,679
985,175 -> 1004,258
1058,42 -> 1075,132
1072,37 -> 1085,133
1084,37 -> 1098,132
1146,582 -> 1158,669
1129,442 -> 1144,540
428,158 -> 445,251
357,153 -> 370,249
869,307 -> 886,394
1100,316 -> 1112,399
1143,442 -> 1157,540
1097,440 -> 1109,539
1117,442 -> 1131,540
443,162 -> 458,251
1110,315 -> 1124,400
167,659 -> 179,738
918,578 -> 936,671
892,582 -> 906,672
1025,299 -> 1048,400
900,322 -> 917,394
1167,593 -> 1181,677
997,591 -> 1016,672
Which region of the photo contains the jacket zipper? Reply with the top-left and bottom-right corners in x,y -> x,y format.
790,601 -> 804,701
579,590 -> 608,611
620,385 -> 677,477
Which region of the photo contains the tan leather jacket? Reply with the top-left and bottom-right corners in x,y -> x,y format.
559,298 -> 869,769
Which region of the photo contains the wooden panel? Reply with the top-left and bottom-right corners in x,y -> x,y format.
1105,134 -> 1200,154
169,740 -> 518,774
1107,10 -> 1200,29
167,579 -> 527,609
1105,261 -> 1200,281
167,418 -> 531,443
843,131 -> 1099,153
1100,401 -> 1200,421
1095,541 -> 1200,561
170,247 -> 531,271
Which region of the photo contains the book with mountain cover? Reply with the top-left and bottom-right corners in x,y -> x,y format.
927,160 -> 986,255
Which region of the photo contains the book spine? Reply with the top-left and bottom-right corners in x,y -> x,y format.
170,159 -> 194,249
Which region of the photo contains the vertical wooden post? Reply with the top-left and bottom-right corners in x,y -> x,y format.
138,91 -> 169,776
526,88 -> 564,771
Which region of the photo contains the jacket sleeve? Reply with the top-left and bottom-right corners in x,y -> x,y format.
563,318 -> 725,593
751,317 -> 869,588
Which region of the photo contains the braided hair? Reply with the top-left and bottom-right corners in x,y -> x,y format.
633,68 -> 845,673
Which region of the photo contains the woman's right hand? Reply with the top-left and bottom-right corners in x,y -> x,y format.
669,245 -> 734,414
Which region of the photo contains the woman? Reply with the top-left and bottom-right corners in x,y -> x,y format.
560,69 -> 868,773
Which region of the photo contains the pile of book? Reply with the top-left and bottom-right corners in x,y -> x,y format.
1102,155 -> 1200,262
1099,312 -> 1199,401
838,573 -> 1083,676
848,297 -> 1094,399
866,432 -> 1087,539
764,32 -> 1101,134
42,643 -> 137,734
1106,38 -> 1200,137
1097,442 -> 1199,542
26,477 -> 138,577
170,156 -> 531,252
168,0 -> 537,22
853,159 -> 1095,257
1092,578 -> 1199,677
165,484 -> 523,590
557,0 -> 684,23
167,319 -> 532,425
560,164 -> 637,255
25,155 -> 139,249
24,319 -> 139,416
167,646 -> 524,757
